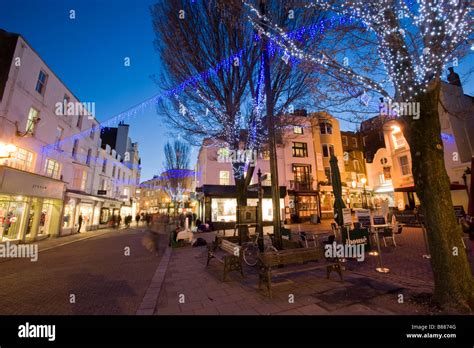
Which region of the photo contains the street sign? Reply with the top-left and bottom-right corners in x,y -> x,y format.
97,190 -> 107,195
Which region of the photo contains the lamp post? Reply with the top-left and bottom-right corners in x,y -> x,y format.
0,142 -> 17,159
361,177 -> 367,209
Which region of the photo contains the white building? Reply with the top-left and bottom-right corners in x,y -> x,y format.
0,29 -> 140,242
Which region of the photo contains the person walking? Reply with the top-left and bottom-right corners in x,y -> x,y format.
135,214 -> 140,226
77,214 -> 83,233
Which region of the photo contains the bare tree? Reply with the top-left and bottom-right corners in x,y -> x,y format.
151,0 -> 325,242
162,140 -> 191,215
247,0 -> 474,311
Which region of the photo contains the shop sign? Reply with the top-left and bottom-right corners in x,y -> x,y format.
0,167 -> 64,200
97,190 -> 107,195
342,208 -> 352,225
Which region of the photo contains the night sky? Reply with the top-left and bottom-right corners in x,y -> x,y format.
0,0 -> 472,181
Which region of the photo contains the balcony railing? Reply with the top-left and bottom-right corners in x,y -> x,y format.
289,179 -> 314,191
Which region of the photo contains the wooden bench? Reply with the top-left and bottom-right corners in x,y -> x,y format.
207,237 -> 244,281
258,246 -> 343,298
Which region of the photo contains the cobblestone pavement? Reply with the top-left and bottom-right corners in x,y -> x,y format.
155,226 -> 474,315
0,227 -> 165,314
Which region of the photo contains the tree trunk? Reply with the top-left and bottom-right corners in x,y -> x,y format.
407,82 -> 474,312
233,162 -> 255,245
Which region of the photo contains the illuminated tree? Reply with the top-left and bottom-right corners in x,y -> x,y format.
247,0 -> 474,311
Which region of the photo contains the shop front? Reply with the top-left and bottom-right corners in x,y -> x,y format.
63,191 -> 105,235
100,200 -> 122,228
197,185 -> 287,229
0,166 -> 65,243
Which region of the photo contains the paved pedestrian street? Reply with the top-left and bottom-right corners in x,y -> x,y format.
154,226 -> 474,315
0,227 -> 164,315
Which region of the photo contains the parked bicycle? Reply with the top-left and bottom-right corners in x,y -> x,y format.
242,229 -> 278,266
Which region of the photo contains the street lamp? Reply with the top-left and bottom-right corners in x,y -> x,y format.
360,177 -> 367,209
0,142 -> 17,159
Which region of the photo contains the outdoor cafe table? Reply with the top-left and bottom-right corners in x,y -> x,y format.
370,224 -> 391,273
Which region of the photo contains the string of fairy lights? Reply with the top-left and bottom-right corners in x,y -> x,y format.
43,0 -> 472,163
42,9 -> 359,160
245,0 -> 473,103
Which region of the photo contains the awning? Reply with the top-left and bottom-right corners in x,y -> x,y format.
394,183 -> 466,192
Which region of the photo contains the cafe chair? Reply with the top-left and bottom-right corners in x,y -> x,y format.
299,231 -> 318,248
382,224 -> 403,247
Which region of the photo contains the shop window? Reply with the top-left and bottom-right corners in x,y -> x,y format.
292,142 -> 308,157
211,198 -> 236,222
219,171 -> 230,185
35,70 -> 48,95
44,158 -> 61,179
10,147 -> 35,172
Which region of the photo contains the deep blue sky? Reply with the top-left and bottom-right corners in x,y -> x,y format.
0,0 -> 472,180
0,0 -> 179,180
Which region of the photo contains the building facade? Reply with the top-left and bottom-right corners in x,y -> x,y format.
0,29 -> 140,242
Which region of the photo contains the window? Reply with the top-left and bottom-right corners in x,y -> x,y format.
35,70 -> 48,95
76,113 -> 83,129
54,126 -> 63,149
319,121 -> 332,134
90,126 -> 95,140
44,159 -> 60,179
292,164 -> 311,183
393,131 -> 406,149
261,149 -> 270,160
86,149 -> 92,166
72,139 -> 79,160
324,167 -> 332,184
363,136 -> 367,146
117,168 -> 121,181
322,144 -> 335,157
62,94 -> 70,115
399,155 -> 410,176
26,107 -> 39,134
219,171 -> 230,185
112,165 -> 116,178
380,157 -> 388,165
102,159 -> 107,173
293,126 -> 303,134
73,169 -> 87,191
352,138 -> 358,148
353,159 -> 360,171
10,147 -> 34,172
342,136 -> 348,146
292,142 -> 308,157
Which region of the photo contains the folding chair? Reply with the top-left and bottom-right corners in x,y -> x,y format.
299,231 -> 318,248
383,223 -> 403,247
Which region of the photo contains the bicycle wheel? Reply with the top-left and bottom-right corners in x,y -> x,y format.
242,243 -> 259,266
